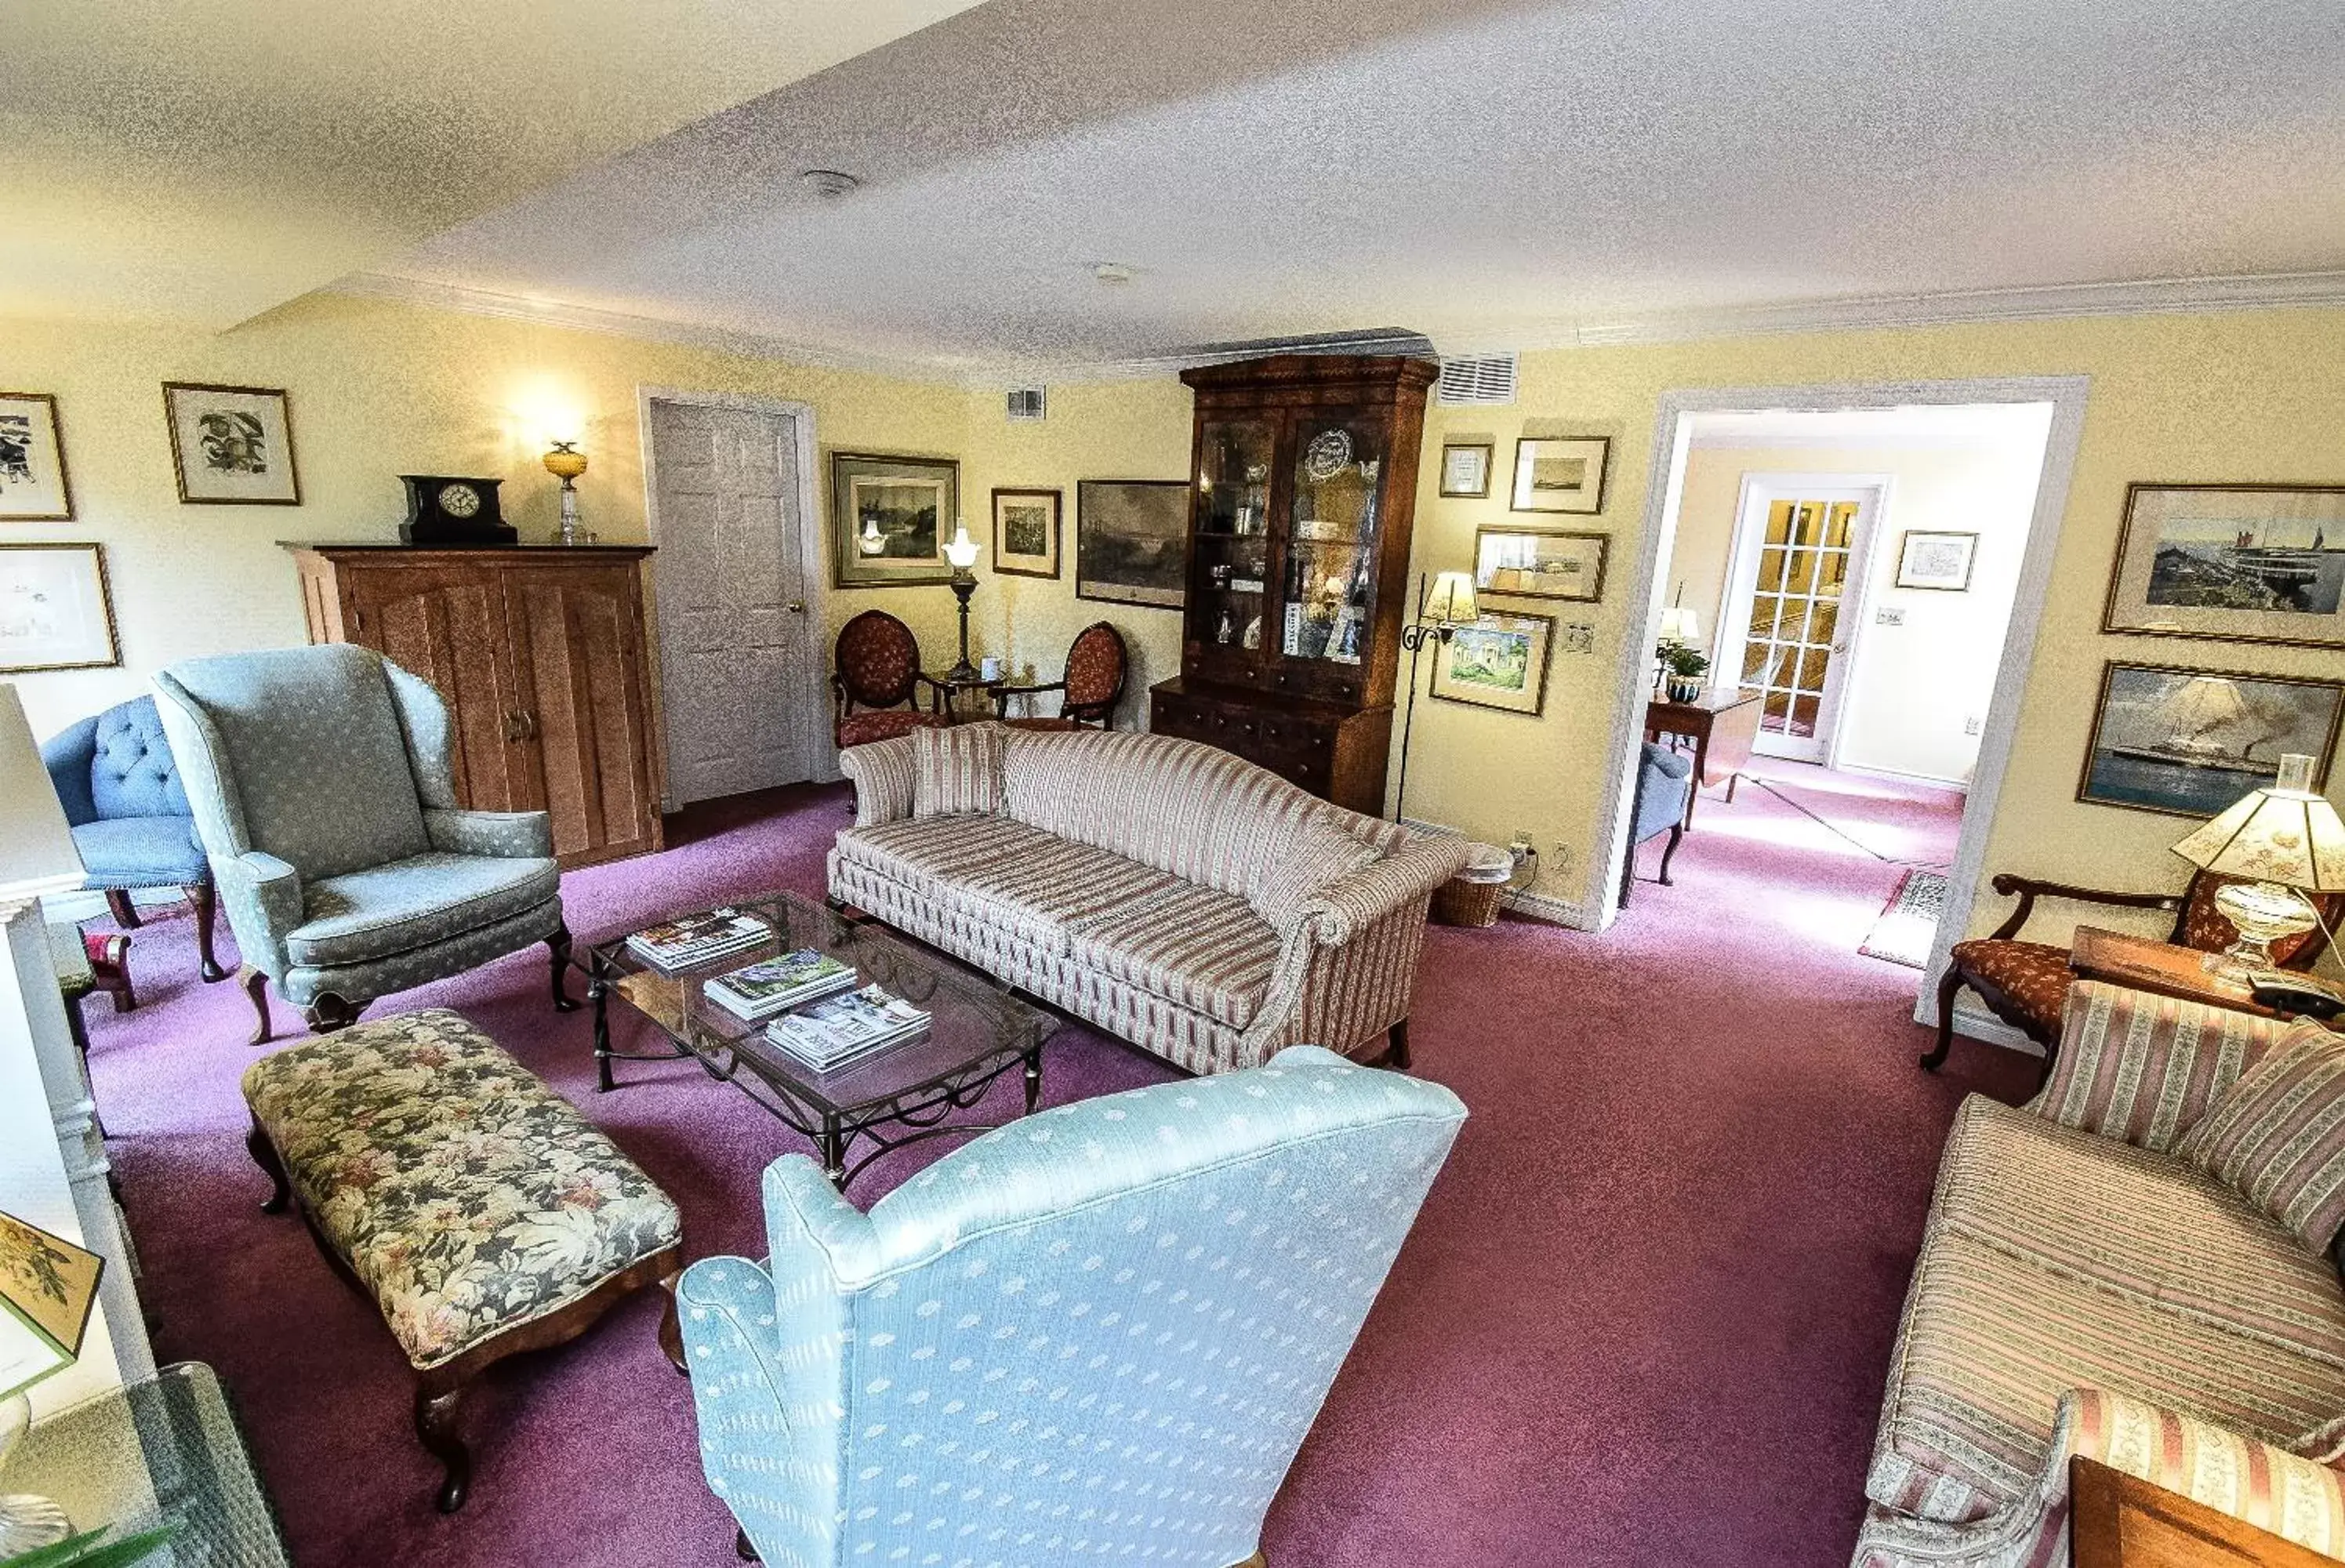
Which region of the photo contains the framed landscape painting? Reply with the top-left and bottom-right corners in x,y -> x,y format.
2076,659 -> 2343,818
162,382 -> 300,505
2102,482 -> 2345,651
1429,610 -> 1554,717
0,543 -> 119,673
991,487 -> 1061,579
1076,479 -> 1189,608
0,393 -> 73,521
831,451 -> 958,588
1896,530 -> 1978,591
1474,527 -> 1608,603
1510,436 -> 1609,514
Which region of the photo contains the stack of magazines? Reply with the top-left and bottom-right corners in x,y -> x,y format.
704,949 -> 858,1021
624,909 -> 771,974
765,984 -> 930,1072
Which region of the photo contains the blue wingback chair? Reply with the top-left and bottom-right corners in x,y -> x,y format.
152,644 -> 573,1042
41,694 -> 224,982
679,1047 -> 1465,1568
1618,740 -> 1693,907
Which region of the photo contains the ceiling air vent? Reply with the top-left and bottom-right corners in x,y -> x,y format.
1005,387 -> 1047,423
1436,353 -> 1518,407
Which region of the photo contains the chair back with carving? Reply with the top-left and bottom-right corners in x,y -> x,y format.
833,611 -> 923,714
2172,871 -> 2344,969
1061,620 -> 1128,724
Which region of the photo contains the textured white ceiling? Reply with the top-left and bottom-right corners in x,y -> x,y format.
366,0 -> 2345,379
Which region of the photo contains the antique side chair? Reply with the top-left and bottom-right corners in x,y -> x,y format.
833,609 -> 950,749
992,619 -> 1129,730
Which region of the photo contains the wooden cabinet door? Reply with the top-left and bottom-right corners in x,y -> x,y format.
339,563 -> 539,812
501,562 -> 661,866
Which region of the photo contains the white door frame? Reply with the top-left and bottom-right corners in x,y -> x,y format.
1716,472 -> 1893,769
637,385 -> 837,805
1592,375 -> 2090,1046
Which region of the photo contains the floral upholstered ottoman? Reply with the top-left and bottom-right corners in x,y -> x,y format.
241,1007 -> 684,1513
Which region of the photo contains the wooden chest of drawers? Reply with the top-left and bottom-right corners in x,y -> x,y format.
1149,677 -> 1393,816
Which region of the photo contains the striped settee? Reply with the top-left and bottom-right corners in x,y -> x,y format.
829,724 -> 1471,1076
1855,981 -> 2345,1566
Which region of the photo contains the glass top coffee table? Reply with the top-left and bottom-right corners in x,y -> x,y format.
581,891 -> 1055,1190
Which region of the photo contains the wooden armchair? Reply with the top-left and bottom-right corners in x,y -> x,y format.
1923,869 -> 2343,1080
832,610 -> 949,750
990,621 -> 1127,731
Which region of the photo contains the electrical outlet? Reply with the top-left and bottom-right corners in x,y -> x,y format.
1875,607 -> 1906,626
1552,842 -> 1574,873
1963,715 -> 1983,736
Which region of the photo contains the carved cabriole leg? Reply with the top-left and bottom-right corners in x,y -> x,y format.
1386,1019 -> 1411,1072
241,967 -> 274,1047
104,889 -> 142,929
659,1272 -> 688,1377
245,1118 -> 292,1214
548,922 -> 577,1013
1657,823 -> 1683,886
302,992 -> 366,1034
1921,966 -> 1965,1073
414,1377 -> 472,1514
191,880 -> 226,982
735,1526 -> 760,1562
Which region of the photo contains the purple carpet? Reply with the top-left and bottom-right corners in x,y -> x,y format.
80,769 -> 2034,1566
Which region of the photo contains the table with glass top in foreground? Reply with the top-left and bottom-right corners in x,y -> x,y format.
579,890 -> 1056,1189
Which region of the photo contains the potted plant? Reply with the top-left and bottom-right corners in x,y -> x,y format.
1659,642 -> 1709,703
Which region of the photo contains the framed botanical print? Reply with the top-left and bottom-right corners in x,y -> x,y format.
831,451 -> 959,588
1076,479 -> 1189,609
1896,530 -> 1979,591
1438,440 -> 1494,499
1473,527 -> 1608,603
2101,482 -> 2345,652
1511,436 -> 1609,514
0,543 -> 119,673
162,383 -> 300,505
2076,659 -> 2343,818
991,487 -> 1062,579
1429,610 -> 1555,717
0,394 -> 73,521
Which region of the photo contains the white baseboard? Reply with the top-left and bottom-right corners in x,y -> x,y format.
1923,994 -> 2046,1058
1399,815 -> 1599,931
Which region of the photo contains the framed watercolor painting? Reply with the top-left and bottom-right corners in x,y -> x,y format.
1438,441 -> 1494,499
162,382 -> 300,505
1510,436 -> 1609,514
1473,527 -> 1608,603
1428,610 -> 1555,717
991,488 -> 1062,579
2076,659 -> 2343,818
0,394 -> 73,521
1076,479 -> 1189,609
1895,530 -> 1978,591
0,543 -> 119,673
2101,482 -> 2345,652
830,451 -> 958,588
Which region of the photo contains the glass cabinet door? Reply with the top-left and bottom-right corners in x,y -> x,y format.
1280,410 -> 1384,668
1189,418 -> 1277,655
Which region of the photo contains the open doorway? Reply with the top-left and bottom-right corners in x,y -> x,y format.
1598,380 -> 2089,1040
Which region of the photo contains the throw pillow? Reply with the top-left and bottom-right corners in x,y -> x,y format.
1247,817 -> 1381,931
911,723 -> 1004,819
2178,1022 -> 2345,1252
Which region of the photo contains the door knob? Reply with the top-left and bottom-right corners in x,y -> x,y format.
786,601 -> 807,614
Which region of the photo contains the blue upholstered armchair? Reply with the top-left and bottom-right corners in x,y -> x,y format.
41,694 -> 225,982
679,1047 -> 1466,1568
1618,740 -> 1693,907
152,644 -> 572,1042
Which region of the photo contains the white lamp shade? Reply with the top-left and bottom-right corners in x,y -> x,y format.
2171,757 -> 2345,892
943,520 -> 981,569
1422,570 -> 1478,626
1657,607 -> 1701,643
0,684 -> 85,902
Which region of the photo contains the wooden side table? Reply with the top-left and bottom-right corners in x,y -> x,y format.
925,670 -> 1004,724
2071,1455 -> 2332,1566
2068,927 -> 2279,1018
1645,687 -> 1763,828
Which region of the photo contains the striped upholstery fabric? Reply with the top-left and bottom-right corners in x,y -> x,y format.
1248,818 -> 1382,933
2033,981 -> 2283,1152
840,735 -> 918,828
909,721 -> 1005,818
833,815 -> 1058,891
2181,1025 -> 2345,1253
944,839 -> 1175,955
1070,883 -> 1282,1029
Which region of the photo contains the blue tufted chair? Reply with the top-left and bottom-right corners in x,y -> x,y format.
1618,740 -> 1693,908
42,694 -> 225,983
679,1046 -> 1465,1568
152,644 -> 573,1043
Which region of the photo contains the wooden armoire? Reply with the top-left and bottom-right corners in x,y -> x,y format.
287,544 -> 664,869
1148,354 -> 1440,815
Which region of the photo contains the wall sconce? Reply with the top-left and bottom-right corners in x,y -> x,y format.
543,441 -> 589,546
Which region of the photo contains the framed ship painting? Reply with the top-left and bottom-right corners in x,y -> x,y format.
831,451 -> 958,588
1429,610 -> 1555,717
2077,659 -> 2343,818
2102,483 -> 2345,651
1473,528 -> 1608,603
1076,479 -> 1189,608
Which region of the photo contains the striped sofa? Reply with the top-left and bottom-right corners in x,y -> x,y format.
829,724 -> 1471,1076
1855,981 -> 2345,1566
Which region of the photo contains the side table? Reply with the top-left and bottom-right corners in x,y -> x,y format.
925,670 -> 1004,724
2071,1455 -> 2331,1566
2068,927 -> 2280,1018
1645,687 -> 1763,828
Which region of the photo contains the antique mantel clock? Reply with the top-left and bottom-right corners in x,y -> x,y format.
398,475 -> 514,545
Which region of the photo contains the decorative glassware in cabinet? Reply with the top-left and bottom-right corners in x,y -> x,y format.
1283,412 -> 1384,665
1190,418 -> 1276,649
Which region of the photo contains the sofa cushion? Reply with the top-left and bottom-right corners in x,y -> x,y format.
833,815 -> 1064,897
287,852 -> 562,969
71,815 -> 209,887
1247,816 -> 1381,933
2181,1025 -> 2345,1254
2036,981 -> 2271,1153
942,838 -> 1175,954
1069,882 -> 1283,1029
911,722 -> 1004,819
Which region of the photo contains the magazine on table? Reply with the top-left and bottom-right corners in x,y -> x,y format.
765,984 -> 930,1071
704,948 -> 858,1020
624,909 -> 771,974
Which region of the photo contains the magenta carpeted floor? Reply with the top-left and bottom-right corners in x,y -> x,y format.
80,764 -> 2034,1567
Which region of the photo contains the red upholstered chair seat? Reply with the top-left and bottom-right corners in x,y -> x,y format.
1000,716 -> 1087,733
996,622 -> 1129,731
1944,938 -> 2075,1042
837,709 -> 946,749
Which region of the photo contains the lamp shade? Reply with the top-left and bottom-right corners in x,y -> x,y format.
0,685 -> 84,902
1657,607 -> 1701,644
2170,754 -> 2345,892
541,441 -> 587,481
0,1210 -> 103,1403
1422,571 -> 1479,626
942,519 -> 980,570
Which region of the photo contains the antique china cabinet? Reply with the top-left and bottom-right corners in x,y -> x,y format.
1148,354 -> 1439,815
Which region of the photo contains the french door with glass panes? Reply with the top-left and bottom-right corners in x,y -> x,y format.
1717,479 -> 1883,764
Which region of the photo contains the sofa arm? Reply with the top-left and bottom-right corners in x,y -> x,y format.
38,716 -> 99,827
2032,980 -> 2289,1152
839,736 -> 917,827
212,850 -> 303,977
1293,833 -> 1474,947
424,808 -> 555,860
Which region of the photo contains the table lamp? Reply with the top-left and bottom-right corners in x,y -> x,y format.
1392,570 -> 1481,820
1657,606 -> 1701,646
0,1210 -> 105,1551
2170,753 -> 2344,981
942,520 -> 982,684
0,684 -> 85,907
543,441 -> 589,546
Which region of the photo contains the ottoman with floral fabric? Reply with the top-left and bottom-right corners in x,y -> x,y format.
241,1008 -> 684,1513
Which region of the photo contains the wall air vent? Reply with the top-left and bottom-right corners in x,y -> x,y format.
1006,387 -> 1047,423
1437,353 -> 1519,407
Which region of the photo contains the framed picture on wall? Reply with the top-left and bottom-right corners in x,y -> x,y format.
991,488 -> 1062,579
0,543 -> 119,673
1473,527 -> 1608,603
2076,659 -> 2343,818
0,393 -> 74,521
1076,479 -> 1189,608
2100,482 -> 2345,652
1438,441 -> 1494,499
1428,610 -> 1554,717
162,382 -> 301,505
1510,436 -> 1609,514
830,451 -> 958,588
1895,530 -> 1978,591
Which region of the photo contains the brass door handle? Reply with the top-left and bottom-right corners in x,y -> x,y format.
786,601 -> 807,614
503,711 -> 522,742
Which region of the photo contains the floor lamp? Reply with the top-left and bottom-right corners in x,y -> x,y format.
1392,570 -> 1479,822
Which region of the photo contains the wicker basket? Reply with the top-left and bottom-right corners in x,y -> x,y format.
1431,843 -> 1515,928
